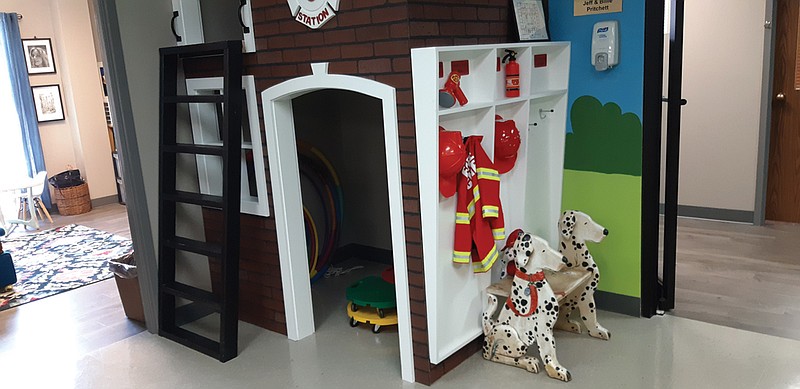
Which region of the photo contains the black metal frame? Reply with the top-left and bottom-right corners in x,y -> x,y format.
158,41 -> 242,362
640,0 -> 666,318
641,0 -> 686,316
660,0 -> 687,312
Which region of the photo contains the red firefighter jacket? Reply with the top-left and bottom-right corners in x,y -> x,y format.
452,136 -> 505,273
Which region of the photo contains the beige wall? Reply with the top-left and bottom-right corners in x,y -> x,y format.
113,0 -> 211,289
677,0 -> 769,212
113,0 -> 173,251
1,0 -> 116,201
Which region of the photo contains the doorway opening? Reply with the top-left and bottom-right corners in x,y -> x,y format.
261,64 -> 413,382
653,0 -> 800,342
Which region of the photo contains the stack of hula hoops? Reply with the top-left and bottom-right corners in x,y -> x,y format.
297,141 -> 343,283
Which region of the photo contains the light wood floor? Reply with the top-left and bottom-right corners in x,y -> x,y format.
669,217 -> 800,341
0,203 -> 144,359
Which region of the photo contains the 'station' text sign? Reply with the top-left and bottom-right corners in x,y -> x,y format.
574,0 -> 622,16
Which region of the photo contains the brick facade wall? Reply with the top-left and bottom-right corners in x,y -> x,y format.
201,0 -> 510,384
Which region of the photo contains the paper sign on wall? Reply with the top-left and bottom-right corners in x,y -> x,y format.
574,0 -> 622,16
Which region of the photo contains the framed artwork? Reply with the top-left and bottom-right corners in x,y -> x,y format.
21,38 -> 56,74
31,84 -> 65,122
512,0 -> 550,42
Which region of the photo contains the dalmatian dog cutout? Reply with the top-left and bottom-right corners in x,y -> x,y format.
555,210 -> 611,340
482,230 -> 572,382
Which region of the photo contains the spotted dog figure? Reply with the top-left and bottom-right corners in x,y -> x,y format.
482,230 -> 572,382
555,210 -> 611,340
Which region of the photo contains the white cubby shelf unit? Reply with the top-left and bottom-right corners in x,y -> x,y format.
411,42 -> 571,364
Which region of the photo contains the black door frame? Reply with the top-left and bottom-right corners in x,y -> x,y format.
642,0 -> 686,317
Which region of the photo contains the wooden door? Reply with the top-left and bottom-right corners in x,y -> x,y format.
767,0 -> 800,222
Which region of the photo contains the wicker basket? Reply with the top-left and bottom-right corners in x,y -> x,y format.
54,182 -> 92,216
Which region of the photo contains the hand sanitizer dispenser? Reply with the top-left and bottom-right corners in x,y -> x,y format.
591,20 -> 619,71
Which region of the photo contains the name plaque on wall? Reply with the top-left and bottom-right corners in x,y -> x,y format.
288,0 -> 340,29
574,0 -> 622,16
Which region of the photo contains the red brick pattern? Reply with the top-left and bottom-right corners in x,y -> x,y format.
196,0 -> 509,384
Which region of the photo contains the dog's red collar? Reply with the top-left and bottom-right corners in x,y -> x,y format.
515,269 -> 545,283
505,269 -> 545,317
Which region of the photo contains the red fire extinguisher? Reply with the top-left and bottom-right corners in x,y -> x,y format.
503,49 -> 520,98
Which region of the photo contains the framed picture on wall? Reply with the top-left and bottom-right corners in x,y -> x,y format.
21,38 -> 56,74
512,0 -> 550,42
31,84 -> 65,122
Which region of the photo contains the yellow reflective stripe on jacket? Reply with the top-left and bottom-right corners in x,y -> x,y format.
483,205 -> 499,218
453,251 -> 471,263
476,167 -> 500,181
472,246 -> 498,273
455,212 -> 470,224
467,199 -> 476,218
492,228 -> 505,240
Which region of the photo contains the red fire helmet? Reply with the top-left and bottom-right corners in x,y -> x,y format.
439,127 -> 466,198
494,115 -> 521,174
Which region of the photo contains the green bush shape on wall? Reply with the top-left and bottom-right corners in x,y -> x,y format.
565,95 -> 642,176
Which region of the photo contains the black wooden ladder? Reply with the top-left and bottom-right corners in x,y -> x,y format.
158,41 -> 242,362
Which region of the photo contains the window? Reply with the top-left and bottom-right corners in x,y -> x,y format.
185,75 -> 269,217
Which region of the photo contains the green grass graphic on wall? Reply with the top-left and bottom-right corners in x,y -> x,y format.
565,95 -> 642,176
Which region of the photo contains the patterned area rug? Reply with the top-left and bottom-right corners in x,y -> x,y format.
0,224 -> 133,312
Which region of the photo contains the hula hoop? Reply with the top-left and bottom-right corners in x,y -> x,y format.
303,206 -> 319,275
297,141 -> 344,280
300,160 -> 339,267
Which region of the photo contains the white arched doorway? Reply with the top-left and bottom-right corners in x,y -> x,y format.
260,63 -> 413,382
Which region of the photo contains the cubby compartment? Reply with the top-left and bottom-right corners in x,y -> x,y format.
493,46 -> 533,100
412,42 -> 570,364
525,92 -> 568,243
438,107 -> 495,143
529,44 -> 571,95
495,100 -> 531,231
437,49 -> 495,113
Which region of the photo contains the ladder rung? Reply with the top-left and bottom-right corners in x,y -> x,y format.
160,41 -> 232,58
160,327 -> 226,361
163,95 -> 225,104
162,281 -> 221,309
163,190 -> 224,208
163,144 -> 224,155
164,236 -> 223,257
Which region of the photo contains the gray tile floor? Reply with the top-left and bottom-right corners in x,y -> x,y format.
5,258 -> 800,388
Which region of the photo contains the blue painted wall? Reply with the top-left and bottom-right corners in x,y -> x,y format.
549,2 -> 645,132
549,2 -> 647,301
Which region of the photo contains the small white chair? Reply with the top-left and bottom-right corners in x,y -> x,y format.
29,171 -> 52,224
13,171 -> 51,230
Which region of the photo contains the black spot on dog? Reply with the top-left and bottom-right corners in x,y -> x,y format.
561,242 -> 566,249
582,261 -> 589,267
589,302 -> 594,308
